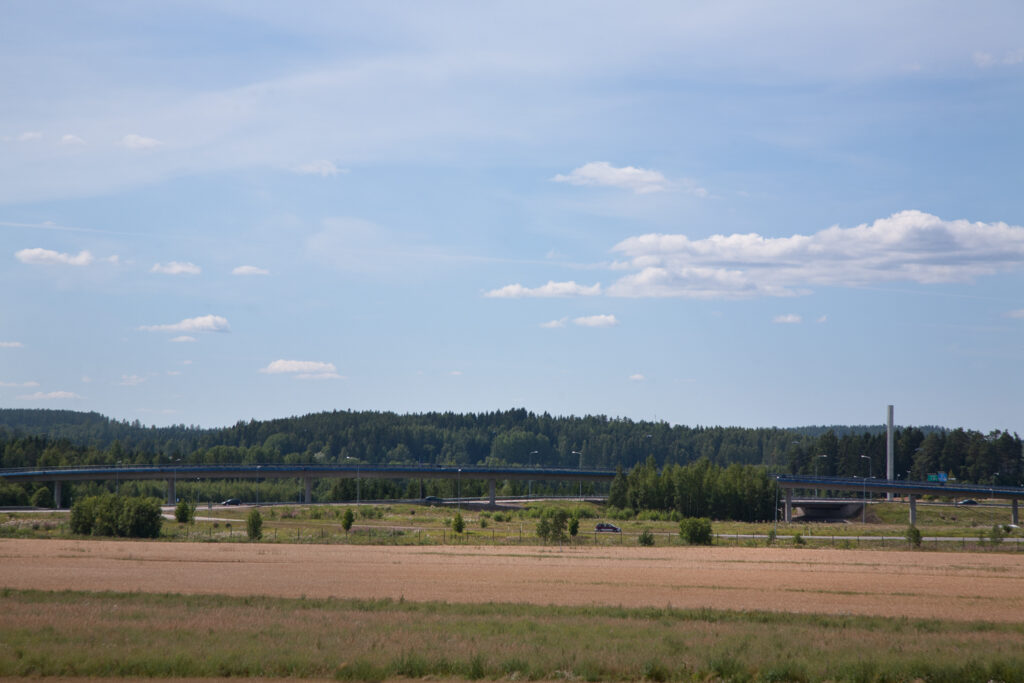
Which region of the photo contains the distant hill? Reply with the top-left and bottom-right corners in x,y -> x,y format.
0,408 -> 1018,485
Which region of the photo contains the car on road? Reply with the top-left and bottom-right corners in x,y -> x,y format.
422,496 -> 443,505
957,499 -> 978,505
595,522 -> 621,533
221,498 -> 241,506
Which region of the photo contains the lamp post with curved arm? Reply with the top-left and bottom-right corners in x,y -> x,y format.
573,450 -> 583,500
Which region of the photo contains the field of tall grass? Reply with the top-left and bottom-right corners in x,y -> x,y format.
2,588 -> 1024,681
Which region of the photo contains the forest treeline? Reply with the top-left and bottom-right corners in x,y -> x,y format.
0,408 -> 1020,493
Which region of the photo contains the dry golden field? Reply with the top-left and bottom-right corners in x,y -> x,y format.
3,538 -> 1024,622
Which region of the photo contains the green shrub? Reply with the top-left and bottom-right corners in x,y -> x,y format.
30,486 -> 54,509
906,525 -> 922,548
767,529 -> 777,546
793,533 -> 805,546
69,494 -> 161,538
342,508 -> 354,533
247,509 -> 263,541
535,507 -> 570,543
679,517 -> 713,545
0,481 -> 29,506
120,497 -> 163,538
638,529 -> 655,546
174,498 -> 194,524
569,516 -> 579,538
479,516 -> 488,529
452,512 -> 465,534
989,524 -> 1005,545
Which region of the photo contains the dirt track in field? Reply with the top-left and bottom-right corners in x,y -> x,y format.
3,539 -> 1024,622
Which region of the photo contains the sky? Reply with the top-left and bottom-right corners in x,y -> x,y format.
1,2 -> 1022,433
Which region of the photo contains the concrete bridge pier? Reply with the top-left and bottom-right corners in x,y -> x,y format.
167,478 -> 176,505
488,478 -> 496,505
909,495 -> 917,525
53,481 -> 62,509
784,489 -> 793,522
1013,500 -> 1019,526
304,476 -> 313,504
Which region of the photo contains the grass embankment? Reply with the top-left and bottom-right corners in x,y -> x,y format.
2,588 -> 1023,682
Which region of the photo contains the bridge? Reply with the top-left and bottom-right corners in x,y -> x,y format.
0,464 -> 618,507
775,474 -> 1024,525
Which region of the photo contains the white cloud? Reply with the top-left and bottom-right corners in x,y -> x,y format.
119,374 -> 147,386
573,314 -> 618,327
974,49 -> 1024,68
293,160 -> 345,176
629,373 -> 646,381
817,315 -> 828,323
608,211 -> 1024,299
151,261 -> 200,275
0,341 -> 24,348
139,314 -> 231,334
540,318 -> 567,328
15,247 -> 93,266
553,161 -> 669,194
0,380 -> 39,387
170,335 -> 197,343
450,370 -> 463,376
232,265 -> 270,276
121,134 -> 161,149
61,134 -> 85,145
1006,309 -> 1024,319
166,370 -> 181,376
17,131 -> 42,142
484,280 -> 601,298
260,359 -> 342,379
773,314 -> 802,324
18,391 -> 81,400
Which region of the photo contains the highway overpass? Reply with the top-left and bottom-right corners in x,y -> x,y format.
775,474 -> 1024,525
0,464 -> 618,507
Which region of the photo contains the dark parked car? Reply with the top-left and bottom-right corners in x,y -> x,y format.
957,499 -> 978,505
221,498 -> 241,506
595,522 -> 621,533
422,496 -> 443,505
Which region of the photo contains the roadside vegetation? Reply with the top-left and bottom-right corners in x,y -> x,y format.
2,498 -> 1022,552
3,588 -> 1024,681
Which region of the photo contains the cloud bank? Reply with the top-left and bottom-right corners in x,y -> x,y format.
260,359 -> 342,380
232,265 -> 269,276
608,211 -> 1024,299
16,248 -> 93,266
484,281 -> 601,298
139,315 -> 230,334
152,261 -> 201,275
553,162 -> 669,194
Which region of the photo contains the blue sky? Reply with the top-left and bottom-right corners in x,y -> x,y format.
1,2 -> 1022,432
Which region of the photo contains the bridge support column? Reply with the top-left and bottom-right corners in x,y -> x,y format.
488,479 -> 496,505
909,494 -> 917,526
1013,499 -> 1019,526
304,476 -> 313,505
784,489 -> 792,523
53,481 -> 62,509
167,478 -> 176,505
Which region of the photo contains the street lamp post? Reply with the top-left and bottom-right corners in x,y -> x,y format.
572,450 -> 583,500
345,457 -> 360,505
528,450 -> 538,499
256,465 -> 261,506
457,468 -> 462,512
860,454 -> 871,523
814,454 -> 827,497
